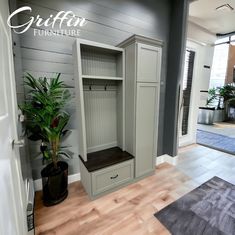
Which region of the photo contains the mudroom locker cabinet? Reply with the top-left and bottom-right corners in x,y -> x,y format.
119,35 -> 162,179
73,35 -> 162,199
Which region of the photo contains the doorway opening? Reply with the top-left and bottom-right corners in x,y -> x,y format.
196,37 -> 235,154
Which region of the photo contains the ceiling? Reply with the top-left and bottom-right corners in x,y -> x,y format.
189,0 -> 235,35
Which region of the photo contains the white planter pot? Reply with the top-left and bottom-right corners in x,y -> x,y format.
213,109 -> 225,122
197,107 -> 215,125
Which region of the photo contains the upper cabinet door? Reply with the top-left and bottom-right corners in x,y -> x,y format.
137,43 -> 162,83
73,40 -> 87,161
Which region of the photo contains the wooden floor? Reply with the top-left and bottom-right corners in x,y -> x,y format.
35,145 -> 235,235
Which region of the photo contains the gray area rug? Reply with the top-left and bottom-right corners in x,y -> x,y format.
197,130 -> 235,155
154,177 -> 235,235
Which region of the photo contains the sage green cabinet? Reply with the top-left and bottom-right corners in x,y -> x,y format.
80,159 -> 134,199
92,159 -> 134,196
73,36 -> 162,200
73,38 -> 133,200
137,43 -> 162,83
135,83 -> 159,177
119,35 -> 162,178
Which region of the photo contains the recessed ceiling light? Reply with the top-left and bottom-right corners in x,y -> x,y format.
216,4 -> 234,12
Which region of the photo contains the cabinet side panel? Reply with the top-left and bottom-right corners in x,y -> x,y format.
79,159 -> 92,197
125,43 -> 136,155
116,53 -> 123,77
72,41 -> 87,161
117,52 -> 124,149
117,82 -> 123,149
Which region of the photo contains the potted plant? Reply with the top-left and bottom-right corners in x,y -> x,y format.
218,84 -> 235,121
20,73 -> 71,206
198,88 -> 216,125
212,87 -> 225,122
227,97 -> 235,121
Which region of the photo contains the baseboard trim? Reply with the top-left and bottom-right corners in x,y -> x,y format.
156,154 -> 179,166
34,173 -> 81,192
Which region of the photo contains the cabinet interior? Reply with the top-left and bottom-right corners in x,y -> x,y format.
81,44 -> 123,78
83,78 -> 124,154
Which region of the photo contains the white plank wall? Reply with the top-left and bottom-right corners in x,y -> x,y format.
81,48 -> 120,77
84,89 -> 118,153
14,0 -> 171,179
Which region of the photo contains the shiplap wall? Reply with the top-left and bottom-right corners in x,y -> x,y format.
84,89 -> 118,152
14,0 -> 171,179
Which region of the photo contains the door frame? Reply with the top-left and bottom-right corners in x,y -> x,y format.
179,40 -> 202,146
0,0 -> 27,234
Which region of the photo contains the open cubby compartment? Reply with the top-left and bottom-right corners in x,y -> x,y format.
83,78 -> 124,155
80,44 -> 123,79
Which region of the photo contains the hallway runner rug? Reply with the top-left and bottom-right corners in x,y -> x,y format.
154,176 -> 235,235
196,129 -> 235,155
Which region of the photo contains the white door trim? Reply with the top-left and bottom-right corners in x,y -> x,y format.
179,41 -> 202,147
0,1 -> 27,234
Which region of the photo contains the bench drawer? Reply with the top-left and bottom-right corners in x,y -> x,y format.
92,160 -> 134,196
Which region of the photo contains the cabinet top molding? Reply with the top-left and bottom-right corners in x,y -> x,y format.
76,38 -> 124,53
117,35 -> 163,48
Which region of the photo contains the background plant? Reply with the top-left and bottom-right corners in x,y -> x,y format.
20,73 -> 71,169
218,84 -> 235,103
206,88 -> 217,106
206,84 -> 235,109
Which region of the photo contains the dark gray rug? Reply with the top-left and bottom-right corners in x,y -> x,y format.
154,177 -> 235,235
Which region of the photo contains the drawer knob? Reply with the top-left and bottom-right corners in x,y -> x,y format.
110,174 -> 118,179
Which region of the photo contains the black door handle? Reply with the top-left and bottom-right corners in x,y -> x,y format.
110,174 -> 118,179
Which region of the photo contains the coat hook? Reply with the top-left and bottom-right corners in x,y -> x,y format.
89,85 -> 92,90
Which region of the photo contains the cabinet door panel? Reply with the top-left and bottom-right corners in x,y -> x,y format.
135,83 -> 159,177
73,41 -> 87,161
137,43 -> 161,83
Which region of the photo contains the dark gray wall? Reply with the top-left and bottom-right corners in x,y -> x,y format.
163,0 -> 189,156
14,0 -> 171,179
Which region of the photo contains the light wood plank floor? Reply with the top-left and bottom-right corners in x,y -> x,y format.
35,145 -> 235,235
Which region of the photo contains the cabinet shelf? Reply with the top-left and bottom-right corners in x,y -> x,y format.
82,75 -> 123,81
79,147 -> 134,172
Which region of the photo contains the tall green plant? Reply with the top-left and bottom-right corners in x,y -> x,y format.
20,73 -> 71,169
206,88 -> 217,106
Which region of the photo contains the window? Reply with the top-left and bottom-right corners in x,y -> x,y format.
181,49 -> 195,136
209,43 -> 229,88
